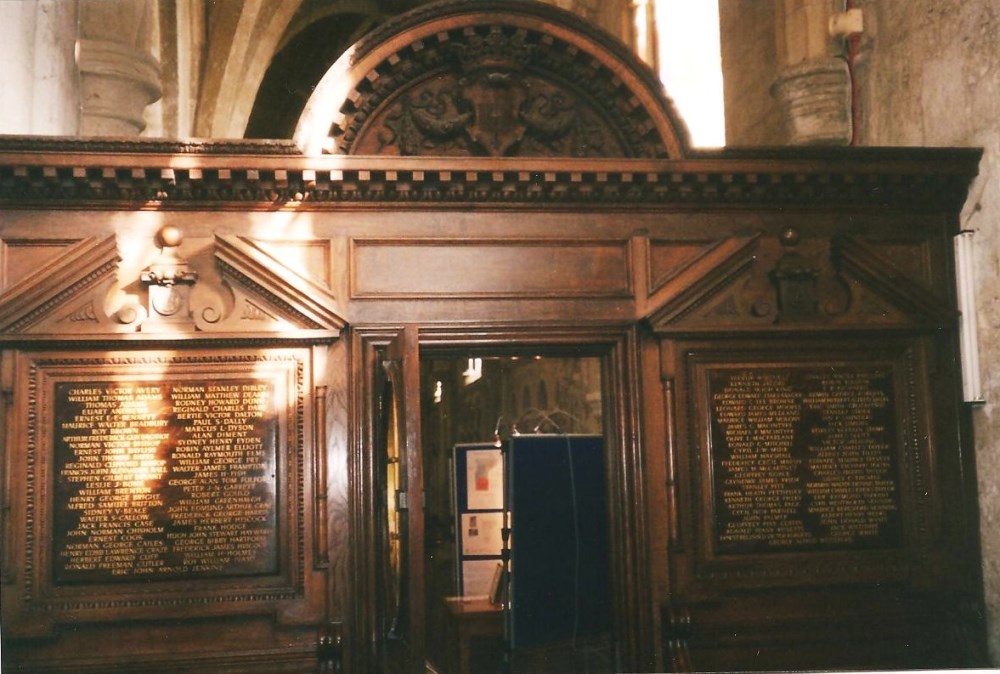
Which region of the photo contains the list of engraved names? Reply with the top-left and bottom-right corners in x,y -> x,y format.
709,366 -> 901,553
54,380 -> 278,582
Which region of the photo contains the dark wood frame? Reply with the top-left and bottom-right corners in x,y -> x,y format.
681,337 -> 930,587
347,324 -> 656,673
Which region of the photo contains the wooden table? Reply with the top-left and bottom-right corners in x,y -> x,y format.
442,597 -> 504,674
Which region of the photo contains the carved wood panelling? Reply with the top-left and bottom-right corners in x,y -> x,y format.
350,238 -> 632,299
257,240 -> 335,290
646,231 -> 956,333
210,235 -> 345,336
0,236 -> 120,335
0,232 -> 346,342
306,0 -> 687,158
867,241 -> 933,288
647,240 -> 717,296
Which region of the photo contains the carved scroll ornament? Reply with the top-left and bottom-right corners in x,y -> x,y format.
0,228 -> 346,342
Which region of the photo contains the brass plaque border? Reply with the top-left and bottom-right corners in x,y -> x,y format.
9,349 -> 308,625
683,339 -> 928,587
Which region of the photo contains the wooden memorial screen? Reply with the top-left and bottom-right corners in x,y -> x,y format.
0,0 -> 989,672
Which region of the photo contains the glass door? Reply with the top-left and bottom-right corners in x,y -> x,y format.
377,326 -> 425,674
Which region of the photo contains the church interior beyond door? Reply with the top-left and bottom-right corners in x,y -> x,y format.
419,353 -> 612,674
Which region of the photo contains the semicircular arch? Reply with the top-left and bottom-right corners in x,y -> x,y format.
294,0 -> 690,158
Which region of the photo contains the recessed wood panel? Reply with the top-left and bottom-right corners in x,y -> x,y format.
870,241 -> 932,286
257,239 -> 334,289
351,239 -> 632,299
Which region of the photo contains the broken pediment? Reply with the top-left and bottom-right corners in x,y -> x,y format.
645,229 -> 956,334
0,228 -> 346,342
202,234 -> 346,337
0,235 -> 122,336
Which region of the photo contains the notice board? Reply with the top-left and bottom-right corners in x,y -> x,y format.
452,443 -> 505,597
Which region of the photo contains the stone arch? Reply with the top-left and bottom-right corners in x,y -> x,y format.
193,1 -> 304,138
294,0 -> 690,157
245,1 -> 390,139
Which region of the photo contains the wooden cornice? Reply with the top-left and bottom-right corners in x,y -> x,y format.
0,142 -> 981,213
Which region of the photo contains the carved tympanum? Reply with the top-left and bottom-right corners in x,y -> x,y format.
313,0 -> 686,158
357,26 -> 620,157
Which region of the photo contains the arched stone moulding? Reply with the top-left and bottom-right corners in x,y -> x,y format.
295,0 -> 689,159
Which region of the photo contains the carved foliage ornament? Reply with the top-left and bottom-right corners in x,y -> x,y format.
336,20 -> 675,158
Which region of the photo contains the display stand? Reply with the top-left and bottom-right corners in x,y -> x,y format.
452,443 -> 506,598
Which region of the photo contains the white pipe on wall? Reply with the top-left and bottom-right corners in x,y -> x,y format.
955,229 -> 985,404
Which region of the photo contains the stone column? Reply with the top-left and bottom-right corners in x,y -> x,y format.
77,0 -> 162,136
771,0 -> 851,145
0,1 -> 80,135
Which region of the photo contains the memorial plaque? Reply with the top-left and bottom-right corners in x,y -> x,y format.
53,379 -> 278,583
708,365 -> 903,554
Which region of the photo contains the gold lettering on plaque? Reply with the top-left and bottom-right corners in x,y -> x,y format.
803,371 -> 897,544
54,380 -> 278,581
710,366 -> 901,553
714,371 -> 813,547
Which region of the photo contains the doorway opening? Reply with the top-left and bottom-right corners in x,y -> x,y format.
421,353 -> 612,674
371,328 -> 621,674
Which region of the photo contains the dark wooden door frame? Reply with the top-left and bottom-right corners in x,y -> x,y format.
346,323 -> 656,673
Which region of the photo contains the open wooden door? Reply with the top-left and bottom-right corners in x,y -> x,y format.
379,326 -> 425,674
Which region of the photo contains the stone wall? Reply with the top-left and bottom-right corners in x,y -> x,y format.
719,1 -> 784,145
851,0 -> 1000,663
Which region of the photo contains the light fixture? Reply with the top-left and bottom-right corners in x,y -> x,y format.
954,230 -> 984,403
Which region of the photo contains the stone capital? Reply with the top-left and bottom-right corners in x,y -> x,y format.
771,57 -> 851,146
77,36 -> 161,136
